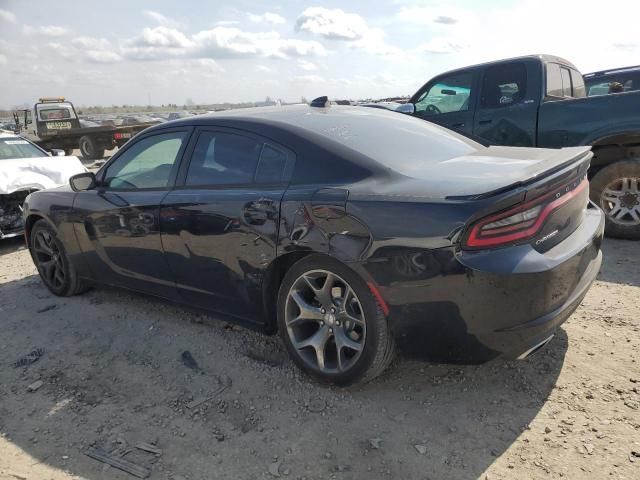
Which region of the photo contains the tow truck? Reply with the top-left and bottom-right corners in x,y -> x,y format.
13,97 -> 155,160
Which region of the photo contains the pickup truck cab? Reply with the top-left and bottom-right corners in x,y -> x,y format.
400,55 -> 640,239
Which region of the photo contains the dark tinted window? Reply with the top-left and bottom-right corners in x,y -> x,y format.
255,144 -> 288,183
546,63 -> 564,97
105,131 -> 186,189
186,131 -> 261,186
414,73 -> 473,115
481,62 -> 527,108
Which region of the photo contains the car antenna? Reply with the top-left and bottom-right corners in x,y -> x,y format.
310,96 -> 329,108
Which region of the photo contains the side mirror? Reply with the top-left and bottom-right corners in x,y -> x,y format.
70,172 -> 96,192
396,103 -> 415,114
50,149 -> 66,156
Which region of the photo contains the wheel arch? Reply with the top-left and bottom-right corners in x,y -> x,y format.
261,250 -> 388,334
589,131 -> 640,174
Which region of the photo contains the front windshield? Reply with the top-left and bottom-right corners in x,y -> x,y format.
0,137 -> 47,160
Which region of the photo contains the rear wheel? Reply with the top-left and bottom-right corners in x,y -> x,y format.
277,255 -> 394,385
590,160 -> 640,239
30,220 -> 87,296
79,135 -> 105,160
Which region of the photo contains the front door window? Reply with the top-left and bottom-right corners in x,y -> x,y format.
414,73 -> 473,116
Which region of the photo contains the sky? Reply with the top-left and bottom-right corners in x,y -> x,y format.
1,0 -> 639,109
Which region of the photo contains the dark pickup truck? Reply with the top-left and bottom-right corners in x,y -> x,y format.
397,54 -> 640,239
12,97 -> 155,160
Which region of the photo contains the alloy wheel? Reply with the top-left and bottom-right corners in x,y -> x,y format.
600,177 -> 640,226
284,270 -> 366,374
33,230 -> 66,289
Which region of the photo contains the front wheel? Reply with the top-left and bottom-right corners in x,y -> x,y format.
590,160 -> 640,239
30,220 -> 87,296
277,255 -> 394,385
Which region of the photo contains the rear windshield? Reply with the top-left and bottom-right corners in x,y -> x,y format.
295,107 -> 481,177
0,137 -> 47,160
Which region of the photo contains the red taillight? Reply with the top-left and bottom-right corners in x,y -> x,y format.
114,133 -> 123,139
464,178 -> 588,249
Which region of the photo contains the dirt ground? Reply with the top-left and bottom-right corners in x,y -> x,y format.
0,237 -> 638,480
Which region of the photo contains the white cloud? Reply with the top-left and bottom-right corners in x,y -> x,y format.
215,20 -> 240,26
295,7 -> 368,40
130,26 -> 194,48
72,37 -> 111,49
291,74 -> 325,84
256,65 -> 275,73
0,54 -> 7,65
142,10 -> 178,28
417,38 -> 464,55
395,6 -> 470,26
248,12 -> 286,25
0,9 -> 17,23
85,50 -> 122,63
121,25 -> 326,61
23,25 -> 68,37
298,60 -> 319,71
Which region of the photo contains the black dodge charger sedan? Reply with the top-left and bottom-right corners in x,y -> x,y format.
23,105 -> 604,385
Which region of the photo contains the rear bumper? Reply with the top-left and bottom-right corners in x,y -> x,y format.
357,206 -> 605,363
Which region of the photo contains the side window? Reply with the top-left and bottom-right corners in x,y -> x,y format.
414,73 -> 473,116
560,68 -> 572,97
480,62 -> 528,109
570,69 -> 586,97
546,63 -> 564,97
255,144 -> 288,183
105,131 -> 187,189
186,131 -> 261,186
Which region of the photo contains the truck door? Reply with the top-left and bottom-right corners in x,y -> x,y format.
409,71 -> 477,136
472,61 -> 539,146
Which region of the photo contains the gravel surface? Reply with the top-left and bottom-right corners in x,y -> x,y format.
0,237 -> 638,480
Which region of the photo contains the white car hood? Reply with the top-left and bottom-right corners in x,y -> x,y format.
0,156 -> 86,194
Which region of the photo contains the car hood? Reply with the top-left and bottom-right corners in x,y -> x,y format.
0,156 -> 87,195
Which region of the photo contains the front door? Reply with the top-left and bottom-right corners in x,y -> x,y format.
73,129 -> 191,298
410,71 -> 476,136
160,128 -> 294,321
472,61 -> 539,146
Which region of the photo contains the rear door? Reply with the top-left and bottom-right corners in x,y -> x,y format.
472,61 -> 539,146
410,71 -> 477,136
160,127 -> 294,321
73,128 -> 190,299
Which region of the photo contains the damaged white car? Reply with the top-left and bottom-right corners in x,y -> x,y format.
0,133 -> 86,239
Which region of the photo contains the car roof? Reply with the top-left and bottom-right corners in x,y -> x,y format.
150,104 -> 481,174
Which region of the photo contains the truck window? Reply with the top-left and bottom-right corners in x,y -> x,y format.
414,73 -> 473,116
546,63 -> 564,98
480,63 -> 527,109
570,69 -> 586,97
560,68 -> 572,97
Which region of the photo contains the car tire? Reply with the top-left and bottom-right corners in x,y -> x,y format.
79,135 -> 105,160
590,160 -> 640,239
30,219 -> 88,297
277,254 -> 394,386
